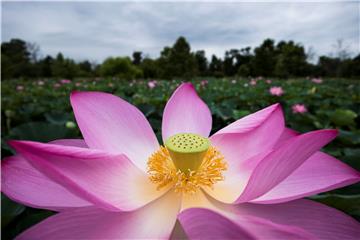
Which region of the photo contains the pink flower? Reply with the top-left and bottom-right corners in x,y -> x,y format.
60,79 -> 72,84
292,104 -> 308,114
16,85 -> 24,91
200,80 -> 208,87
269,86 -> 284,96
148,80 -> 157,89
75,82 -> 82,87
2,83 -> 360,239
312,78 -> 323,84
53,83 -> 61,88
250,79 -> 257,86
266,79 -> 272,84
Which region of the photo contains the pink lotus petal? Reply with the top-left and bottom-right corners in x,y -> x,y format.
212,103 -> 282,135
251,152 -> 360,203
205,104 -> 284,202
50,139 -> 88,148
16,190 -> 181,240
206,129 -> 337,203
162,83 -> 212,141
237,199 -> 360,240
1,155 -> 91,211
211,103 -> 284,165
274,128 -> 298,148
235,129 -> 337,203
70,91 -> 159,171
9,140 -> 166,211
179,207 -> 314,240
178,208 -> 255,239
2,139 -> 90,211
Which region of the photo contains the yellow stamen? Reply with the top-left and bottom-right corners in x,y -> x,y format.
147,145 -> 227,194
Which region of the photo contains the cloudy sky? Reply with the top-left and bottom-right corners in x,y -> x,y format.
2,1 -> 359,63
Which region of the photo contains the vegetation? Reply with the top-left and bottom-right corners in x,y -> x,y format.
2,37 -> 360,80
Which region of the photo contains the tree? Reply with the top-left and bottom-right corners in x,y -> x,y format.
140,58 -> 160,78
100,57 -> 142,79
158,36 -> 197,79
195,50 -> 208,76
27,42 -> 41,63
252,39 -> 276,76
318,56 -> 341,77
1,39 -> 32,79
51,53 -> 81,79
78,60 -> 93,77
132,51 -> 143,65
209,55 -> 223,77
274,41 -> 308,77
39,55 -> 54,77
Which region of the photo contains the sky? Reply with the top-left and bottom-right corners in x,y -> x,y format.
2,1 -> 359,63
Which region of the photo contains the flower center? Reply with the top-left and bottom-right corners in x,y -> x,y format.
147,133 -> 227,194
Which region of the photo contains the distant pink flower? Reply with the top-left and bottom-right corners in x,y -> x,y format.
266,79 -> 272,84
269,86 -> 284,96
16,85 -> 24,91
53,83 -> 61,88
75,82 -> 82,87
60,79 -> 72,84
312,78 -> 323,84
148,80 -> 157,89
292,104 -> 308,114
200,80 -> 208,87
250,79 -> 257,86
3,84 -> 359,239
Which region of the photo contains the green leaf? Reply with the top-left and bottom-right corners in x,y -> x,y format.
330,109 -> 357,127
1,195 -> 26,228
233,110 -> 250,119
9,122 -> 76,142
310,194 -> 360,218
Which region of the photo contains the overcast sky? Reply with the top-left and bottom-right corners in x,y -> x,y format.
2,1 -> 359,63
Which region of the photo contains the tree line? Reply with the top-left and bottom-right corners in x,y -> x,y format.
2,37 -> 360,80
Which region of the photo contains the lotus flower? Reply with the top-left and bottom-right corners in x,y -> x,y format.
60,79 -> 72,84
16,85 -> 24,91
312,78 -> 323,84
148,80 -> 157,89
269,86 -> 284,96
2,83 -> 360,239
200,80 -> 208,87
292,103 -> 308,114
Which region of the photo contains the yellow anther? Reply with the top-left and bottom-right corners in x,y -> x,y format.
147,133 -> 227,194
